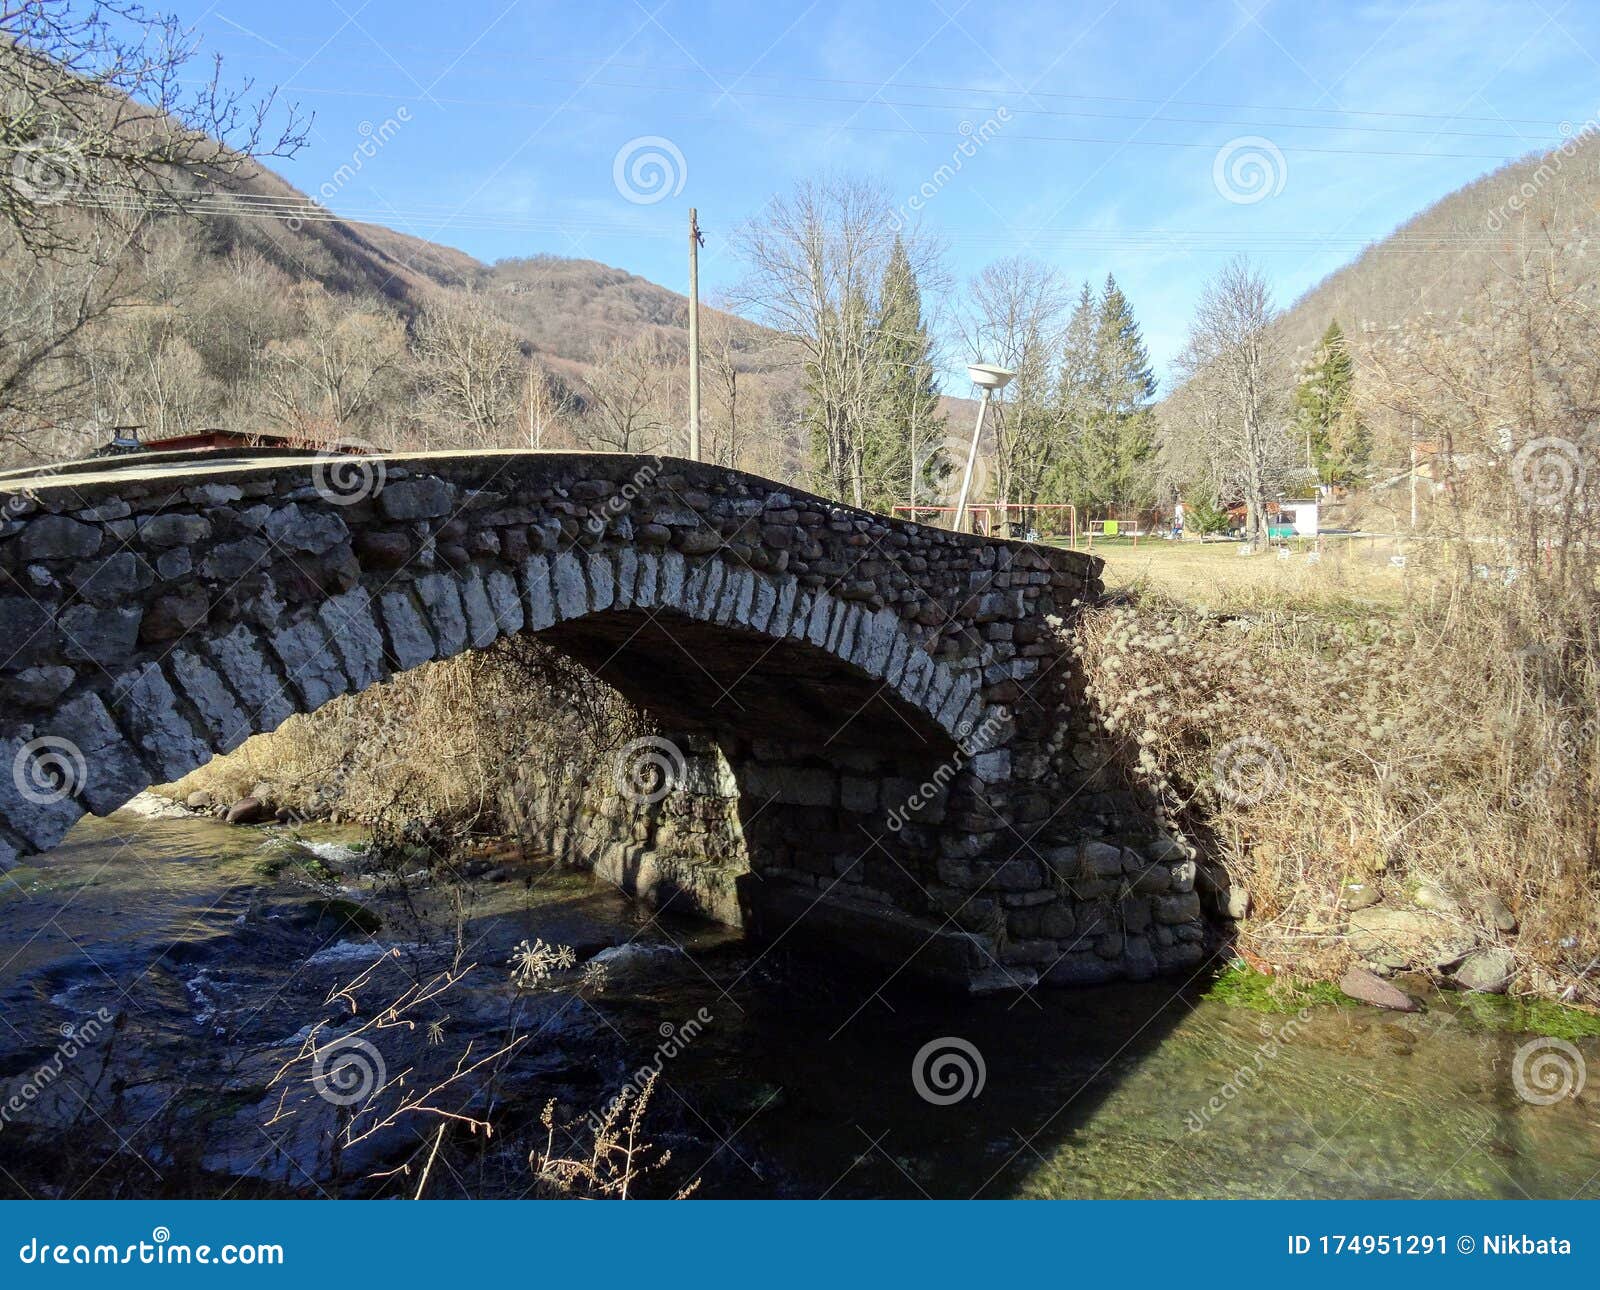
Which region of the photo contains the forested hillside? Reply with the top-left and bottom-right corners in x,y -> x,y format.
1275,129 -> 1600,357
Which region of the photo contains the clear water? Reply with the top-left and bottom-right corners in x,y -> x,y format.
0,808 -> 1595,1199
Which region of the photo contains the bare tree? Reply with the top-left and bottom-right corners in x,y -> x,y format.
574,332 -> 681,454
701,308 -> 770,469
0,219 -> 132,451
1168,257 -> 1297,549
254,285 -> 405,441
522,361 -> 575,449
1,1 -> 308,256
730,175 -> 942,506
958,256 -> 1068,513
87,305 -> 216,434
412,289 -> 527,448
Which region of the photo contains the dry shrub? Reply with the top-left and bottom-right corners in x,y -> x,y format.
1079,539 -> 1599,1002
1088,232 -> 1600,1003
165,638 -> 639,837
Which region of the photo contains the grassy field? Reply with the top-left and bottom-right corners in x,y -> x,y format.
1046,534 -> 1411,605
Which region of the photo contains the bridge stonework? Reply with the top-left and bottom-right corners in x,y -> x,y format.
0,451 -> 1205,990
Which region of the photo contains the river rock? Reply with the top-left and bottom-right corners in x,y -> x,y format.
225,796 -> 268,825
186,790 -> 214,810
1481,893 -> 1517,934
1347,904 -> 1473,972
1412,883 -> 1461,916
1339,964 -> 1419,1012
1340,881 -> 1381,911
1451,947 -> 1515,994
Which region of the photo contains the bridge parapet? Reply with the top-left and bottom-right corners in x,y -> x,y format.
0,450 -> 1205,989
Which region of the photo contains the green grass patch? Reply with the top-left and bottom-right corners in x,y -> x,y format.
1447,992 -> 1600,1040
255,843 -> 338,885
1202,962 -> 1349,1012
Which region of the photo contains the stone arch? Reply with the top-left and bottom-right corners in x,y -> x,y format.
1,452 -> 1208,990
0,544 -> 990,862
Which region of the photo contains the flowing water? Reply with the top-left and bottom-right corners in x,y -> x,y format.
1,804 -> 1596,1199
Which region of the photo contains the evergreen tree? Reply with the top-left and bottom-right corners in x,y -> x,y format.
1066,275 -> 1157,512
1045,281 -> 1098,506
864,235 -> 943,511
1293,320 -> 1369,486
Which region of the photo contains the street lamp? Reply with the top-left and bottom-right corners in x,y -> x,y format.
952,362 -> 1014,533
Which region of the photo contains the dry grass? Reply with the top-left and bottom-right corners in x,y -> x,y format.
160,639 -> 638,841
1065,534 -> 1409,604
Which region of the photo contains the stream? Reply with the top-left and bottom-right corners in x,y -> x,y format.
1,802 -> 1596,1199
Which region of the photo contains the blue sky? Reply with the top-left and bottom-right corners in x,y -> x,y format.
173,0 -> 1600,386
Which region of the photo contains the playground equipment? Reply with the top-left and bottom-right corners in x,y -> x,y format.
892,502 -> 1077,545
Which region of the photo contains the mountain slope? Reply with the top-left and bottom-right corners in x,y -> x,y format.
1275,131 -> 1600,354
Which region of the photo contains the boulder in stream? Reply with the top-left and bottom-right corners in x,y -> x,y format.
225,796 -> 268,825
1450,947 -> 1516,994
1338,965 -> 1420,1012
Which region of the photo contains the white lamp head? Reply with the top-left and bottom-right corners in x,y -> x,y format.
967,362 -> 1015,391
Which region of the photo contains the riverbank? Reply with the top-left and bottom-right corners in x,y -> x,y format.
1077,536 -> 1600,1011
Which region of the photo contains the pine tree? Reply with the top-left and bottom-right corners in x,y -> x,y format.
864,235 -> 943,512
1072,275 -> 1157,512
1046,281 -> 1098,506
1293,320 -> 1369,485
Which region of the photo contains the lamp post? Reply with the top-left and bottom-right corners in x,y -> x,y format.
952,362 -> 1014,534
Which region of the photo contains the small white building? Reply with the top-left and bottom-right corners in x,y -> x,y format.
1276,499 -> 1319,536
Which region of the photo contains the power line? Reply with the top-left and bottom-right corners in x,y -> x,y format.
176,62 -> 1556,143
252,84 -> 1547,161
215,37 -> 1573,129
70,191 -> 1558,254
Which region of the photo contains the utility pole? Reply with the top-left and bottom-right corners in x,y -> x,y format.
688,208 -> 703,463
1409,415 -> 1418,530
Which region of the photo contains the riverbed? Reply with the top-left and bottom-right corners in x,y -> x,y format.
0,804 -> 1595,1199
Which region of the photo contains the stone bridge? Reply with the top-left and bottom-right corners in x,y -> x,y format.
0,450 -> 1205,990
